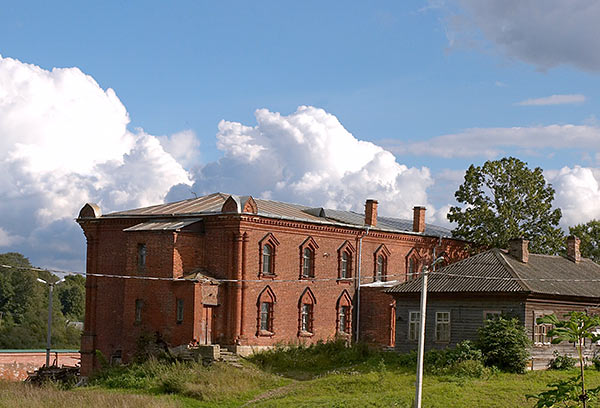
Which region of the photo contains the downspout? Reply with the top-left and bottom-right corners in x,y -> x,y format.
355,226 -> 370,343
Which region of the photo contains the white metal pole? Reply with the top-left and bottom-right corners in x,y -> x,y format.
46,283 -> 54,367
415,266 -> 428,408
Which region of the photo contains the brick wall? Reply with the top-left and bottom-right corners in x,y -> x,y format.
0,351 -> 80,381
359,287 -> 396,347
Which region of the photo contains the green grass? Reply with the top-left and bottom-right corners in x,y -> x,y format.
6,342 -> 600,407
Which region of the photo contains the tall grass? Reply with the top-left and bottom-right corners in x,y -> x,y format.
90,358 -> 285,403
0,381 -> 179,408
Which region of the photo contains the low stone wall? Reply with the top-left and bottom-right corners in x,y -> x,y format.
0,350 -> 80,381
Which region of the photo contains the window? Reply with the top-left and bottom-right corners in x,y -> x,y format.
260,302 -> 273,332
373,244 -> 390,282
302,247 -> 314,278
298,287 -> 316,336
176,299 -> 184,324
257,286 -> 276,336
408,258 -> 416,281
299,236 -> 319,279
258,233 -> 280,278
336,290 -> 352,334
301,304 -> 313,332
135,299 -> 143,323
408,311 -> 420,341
137,244 -> 147,270
341,252 -> 349,278
435,311 -> 451,342
338,305 -> 351,334
376,255 -> 385,281
534,313 -> 553,345
262,244 -> 273,275
337,241 -> 355,280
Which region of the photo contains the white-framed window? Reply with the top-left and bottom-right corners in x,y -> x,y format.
262,244 -> 273,275
408,311 -> 420,341
260,301 -> 273,332
435,311 -> 451,342
301,303 -> 313,333
534,312 -> 553,345
338,305 -> 351,334
302,247 -> 314,278
341,251 -> 349,278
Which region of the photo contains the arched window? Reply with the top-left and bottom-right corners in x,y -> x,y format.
256,286 -> 276,336
298,287 -> 316,336
405,248 -> 422,282
262,244 -> 273,275
299,236 -> 318,279
259,233 -> 280,278
336,291 -> 352,335
337,241 -> 355,281
373,244 -> 390,282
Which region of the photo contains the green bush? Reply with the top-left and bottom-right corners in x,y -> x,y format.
548,351 -> 576,370
593,356 -> 600,371
477,316 -> 531,373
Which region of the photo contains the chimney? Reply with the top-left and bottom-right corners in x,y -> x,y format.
412,206 -> 426,233
364,199 -> 378,227
566,235 -> 581,263
508,238 -> 529,263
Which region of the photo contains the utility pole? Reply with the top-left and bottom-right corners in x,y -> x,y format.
414,256 -> 444,408
37,277 -> 65,367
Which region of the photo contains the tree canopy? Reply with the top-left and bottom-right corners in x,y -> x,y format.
447,157 -> 564,254
0,252 -> 84,349
569,220 -> 600,263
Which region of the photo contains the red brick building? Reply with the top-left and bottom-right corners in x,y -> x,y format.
77,192 -> 468,375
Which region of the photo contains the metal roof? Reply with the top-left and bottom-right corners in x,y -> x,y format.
387,248 -> 600,299
123,218 -> 202,232
103,192 -> 454,238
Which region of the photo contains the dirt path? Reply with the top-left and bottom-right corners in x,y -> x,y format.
241,382 -> 299,406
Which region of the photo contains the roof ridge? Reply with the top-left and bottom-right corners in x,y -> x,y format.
493,249 -> 532,292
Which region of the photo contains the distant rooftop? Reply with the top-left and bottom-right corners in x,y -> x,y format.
101,192 -> 455,239
387,248 -> 600,299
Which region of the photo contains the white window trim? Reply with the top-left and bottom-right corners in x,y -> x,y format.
435,311 -> 451,342
533,311 -> 554,346
483,310 -> 501,322
408,311 -> 420,341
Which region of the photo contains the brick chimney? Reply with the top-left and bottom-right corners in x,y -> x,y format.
508,238 -> 529,263
364,199 -> 378,227
566,235 -> 581,263
412,206 -> 426,233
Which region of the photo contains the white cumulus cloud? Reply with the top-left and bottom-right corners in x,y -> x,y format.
546,166 -> 600,227
0,55 -> 191,269
516,94 -> 586,106
187,106 -> 436,219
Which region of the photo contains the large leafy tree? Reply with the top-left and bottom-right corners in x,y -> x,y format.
569,220 -> 600,263
447,157 -> 564,254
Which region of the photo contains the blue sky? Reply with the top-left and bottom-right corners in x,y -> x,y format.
1,1 -> 600,270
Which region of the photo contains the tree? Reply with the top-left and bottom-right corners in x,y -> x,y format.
569,220 -> 600,263
447,157 -> 564,254
477,316 -> 531,373
528,312 -> 600,408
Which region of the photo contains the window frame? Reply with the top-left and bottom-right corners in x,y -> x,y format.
135,299 -> 143,324
533,311 -> 553,346
435,311 -> 451,343
176,298 -> 184,324
298,287 -> 317,337
256,285 -> 276,336
373,244 -> 390,282
483,310 -> 501,323
258,233 -> 280,279
336,290 -> 353,335
137,243 -> 147,272
337,241 -> 355,282
408,311 -> 420,341
299,236 -> 319,279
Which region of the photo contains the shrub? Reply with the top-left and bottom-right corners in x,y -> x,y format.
477,316 -> 531,373
548,350 -> 576,370
438,359 -> 492,378
593,355 -> 600,371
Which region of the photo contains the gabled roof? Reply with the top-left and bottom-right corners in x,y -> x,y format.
387,248 -> 600,299
100,192 -> 455,239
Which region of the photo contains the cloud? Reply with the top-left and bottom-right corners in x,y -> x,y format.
446,0 -> 600,72
516,94 -> 586,106
385,124 -> 600,158
182,106 -> 438,220
157,129 -> 202,169
0,228 -> 22,247
0,55 -> 191,269
546,166 -> 600,226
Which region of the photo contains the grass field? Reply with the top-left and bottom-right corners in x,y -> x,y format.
3,343 -> 600,407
